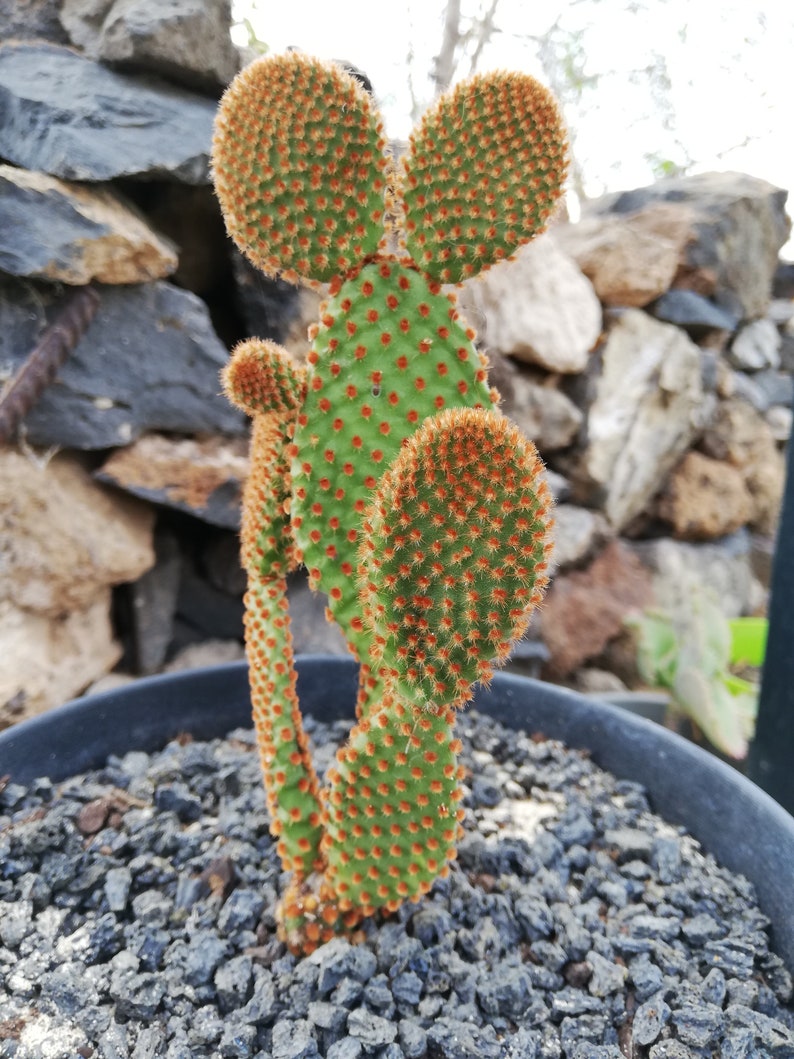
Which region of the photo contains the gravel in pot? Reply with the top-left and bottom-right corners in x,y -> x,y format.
1,707 -> 792,1059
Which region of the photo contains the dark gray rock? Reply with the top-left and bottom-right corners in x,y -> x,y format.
589,171 -> 791,319
1,277 -> 244,449
215,954 -> 253,1014
219,1021 -> 257,1058
0,42 -> 216,183
671,1001 -> 724,1048
347,1008 -> 397,1049
271,1018 -> 320,1059
110,971 -> 165,1020
426,1017 -> 502,1059
650,288 -> 739,333
0,164 -> 178,284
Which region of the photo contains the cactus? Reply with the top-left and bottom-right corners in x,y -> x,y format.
212,51 -> 567,952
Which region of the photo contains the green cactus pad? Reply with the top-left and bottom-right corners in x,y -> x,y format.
400,71 -> 568,284
212,52 -> 389,286
359,406 -> 553,707
223,338 -> 306,419
290,260 -> 495,654
322,697 -> 462,913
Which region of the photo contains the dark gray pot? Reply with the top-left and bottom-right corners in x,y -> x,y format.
1,655 -> 792,970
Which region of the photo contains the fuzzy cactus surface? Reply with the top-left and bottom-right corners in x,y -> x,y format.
212,50 -> 566,952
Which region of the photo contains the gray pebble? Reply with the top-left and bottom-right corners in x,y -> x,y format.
632,996 -> 671,1045
347,1008 -> 398,1048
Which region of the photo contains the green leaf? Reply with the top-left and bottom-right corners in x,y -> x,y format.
728,617 -> 768,668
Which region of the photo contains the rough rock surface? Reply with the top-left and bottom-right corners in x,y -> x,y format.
587,172 -> 791,319
60,0 -> 239,90
489,356 -> 583,452
0,450 -> 155,616
656,451 -> 754,541
460,236 -> 602,373
0,595 -> 121,728
96,433 -> 249,529
0,42 -> 216,183
728,318 -> 782,371
0,0 -> 69,42
1,277 -> 245,449
0,164 -> 178,284
577,310 -> 707,530
548,504 -> 612,572
551,202 -> 690,307
700,399 -> 786,535
0,450 -> 155,723
630,531 -> 755,619
540,540 -> 654,678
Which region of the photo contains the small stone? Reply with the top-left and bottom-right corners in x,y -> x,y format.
398,1020 -> 428,1059
110,972 -> 165,1020
104,867 -> 132,912
671,1002 -> 724,1048
271,1018 -> 320,1059
425,1017 -> 502,1059
219,1022 -> 257,1058
729,318 -> 782,371
347,1008 -> 397,1049
700,967 -> 727,1007
326,1039 -> 362,1059
215,954 -> 253,1013
218,888 -> 266,934
586,950 -> 628,996
0,899 -> 32,947
632,996 -> 671,1045
391,971 -> 423,1007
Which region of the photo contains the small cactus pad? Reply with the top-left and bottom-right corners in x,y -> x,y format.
223,338 -> 306,419
290,260 -> 494,654
359,406 -> 553,706
212,52 -> 389,285
400,70 -> 568,283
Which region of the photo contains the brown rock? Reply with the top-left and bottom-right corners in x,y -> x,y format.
551,202 -> 692,307
96,433 -> 250,529
0,165 -> 178,284
700,399 -> 786,535
586,172 -> 791,319
657,451 -> 754,540
0,594 -> 122,727
1,449 -> 155,616
541,540 -> 654,678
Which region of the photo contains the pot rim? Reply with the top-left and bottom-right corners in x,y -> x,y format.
1,654 -> 792,970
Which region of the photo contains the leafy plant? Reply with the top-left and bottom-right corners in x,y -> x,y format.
211,51 -> 567,952
629,592 -> 765,760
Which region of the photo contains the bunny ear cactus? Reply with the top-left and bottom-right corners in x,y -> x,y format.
212,51 -> 566,952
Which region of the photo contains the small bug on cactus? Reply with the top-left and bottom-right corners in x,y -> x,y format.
211,51 -> 567,953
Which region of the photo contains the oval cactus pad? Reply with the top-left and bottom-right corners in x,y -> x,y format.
359,407 -> 553,706
212,52 -> 388,285
401,70 -> 568,283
